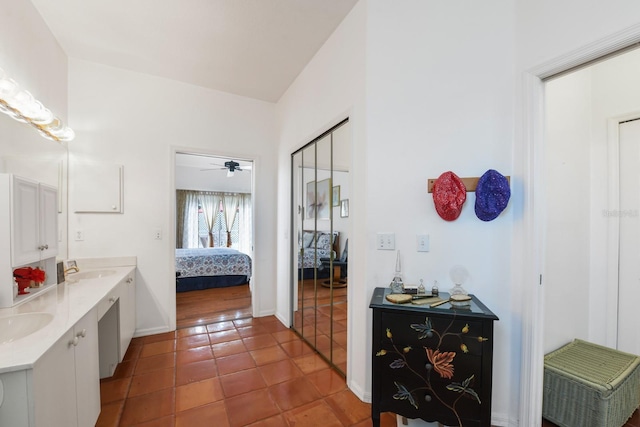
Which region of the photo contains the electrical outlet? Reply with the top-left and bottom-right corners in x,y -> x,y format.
153,228 -> 162,240
376,233 -> 395,250
417,234 -> 430,252
75,230 -> 84,241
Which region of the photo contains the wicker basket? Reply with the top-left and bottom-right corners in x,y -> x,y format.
543,339 -> 640,427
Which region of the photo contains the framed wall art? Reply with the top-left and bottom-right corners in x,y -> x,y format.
306,179 -> 331,219
340,199 -> 349,218
332,185 -> 341,207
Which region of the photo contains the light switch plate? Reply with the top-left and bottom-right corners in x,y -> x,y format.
417,234 -> 429,252
376,233 -> 395,250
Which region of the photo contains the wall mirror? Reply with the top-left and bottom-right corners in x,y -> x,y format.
0,115 -> 68,260
291,118 -> 350,375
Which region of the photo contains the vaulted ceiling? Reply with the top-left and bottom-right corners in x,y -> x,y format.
30,0 -> 359,102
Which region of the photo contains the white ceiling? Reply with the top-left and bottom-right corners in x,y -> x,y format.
175,153 -> 252,171
30,0 -> 358,102
175,153 -> 252,192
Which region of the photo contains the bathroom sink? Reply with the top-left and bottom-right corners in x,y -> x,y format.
68,270 -> 117,280
0,312 -> 54,344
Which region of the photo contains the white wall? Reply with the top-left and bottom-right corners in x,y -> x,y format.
275,0 -> 367,397
589,51 -> 640,346
365,2 -> 516,425
67,59 -> 277,334
278,0 -> 517,423
543,72 -> 592,354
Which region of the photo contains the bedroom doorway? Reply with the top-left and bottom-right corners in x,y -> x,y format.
174,152 -> 254,328
291,119 -> 350,376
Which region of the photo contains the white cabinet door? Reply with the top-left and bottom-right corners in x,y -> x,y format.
31,310 -> 100,427
74,309 -> 100,427
119,273 -> 136,360
11,176 -> 40,266
38,183 -> 58,260
32,329 -> 78,427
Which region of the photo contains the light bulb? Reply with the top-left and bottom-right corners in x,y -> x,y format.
0,74 -> 19,101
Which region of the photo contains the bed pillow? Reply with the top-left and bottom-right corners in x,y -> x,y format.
315,233 -> 333,251
302,231 -> 316,248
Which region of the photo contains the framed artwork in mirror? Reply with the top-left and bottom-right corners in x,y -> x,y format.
340,199 -> 349,218
306,179 -> 331,219
332,185 -> 341,207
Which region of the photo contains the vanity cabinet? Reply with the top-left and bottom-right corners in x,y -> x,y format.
7,175 -> 58,266
98,269 -> 136,377
0,264 -> 136,426
369,288 -> 499,427
0,308 -> 102,427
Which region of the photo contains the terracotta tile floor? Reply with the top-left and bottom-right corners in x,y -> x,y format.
96,315 -> 397,427
294,278 -> 348,374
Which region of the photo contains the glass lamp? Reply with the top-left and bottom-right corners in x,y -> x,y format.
449,265 -> 469,296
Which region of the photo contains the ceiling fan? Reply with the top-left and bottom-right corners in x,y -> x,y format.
200,160 -> 245,177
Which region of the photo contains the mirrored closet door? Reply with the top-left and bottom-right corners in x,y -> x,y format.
291,119 -> 350,375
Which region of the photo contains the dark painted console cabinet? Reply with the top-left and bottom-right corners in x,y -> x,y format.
370,288 -> 499,427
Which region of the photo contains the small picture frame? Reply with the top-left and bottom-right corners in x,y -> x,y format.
340,199 -> 349,218
332,185 -> 341,207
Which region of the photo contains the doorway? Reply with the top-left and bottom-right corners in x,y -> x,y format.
543,46 -> 640,353
174,152 -> 254,328
529,42 -> 640,424
616,118 -> 640,355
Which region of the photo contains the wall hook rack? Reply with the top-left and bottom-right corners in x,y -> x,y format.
427,175 -> 510,193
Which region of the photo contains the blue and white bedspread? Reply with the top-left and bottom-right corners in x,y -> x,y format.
175,248 -> 252,279
298,248 -> 335,269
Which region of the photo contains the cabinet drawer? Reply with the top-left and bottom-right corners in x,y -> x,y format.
97,292 -> 119,320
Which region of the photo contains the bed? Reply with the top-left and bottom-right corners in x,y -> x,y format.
175,247 -> 252,292
298,231 -> 339,279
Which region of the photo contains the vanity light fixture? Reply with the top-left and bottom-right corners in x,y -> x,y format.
0,67 -> 75,142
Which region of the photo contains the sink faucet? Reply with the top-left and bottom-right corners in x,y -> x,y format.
64,266 -> 79,274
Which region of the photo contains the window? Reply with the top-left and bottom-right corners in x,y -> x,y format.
197,201 -> 239,248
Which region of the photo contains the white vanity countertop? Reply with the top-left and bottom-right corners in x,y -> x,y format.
0,264 -> 135,374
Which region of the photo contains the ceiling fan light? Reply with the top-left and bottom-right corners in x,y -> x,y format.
227,169 -> 234,178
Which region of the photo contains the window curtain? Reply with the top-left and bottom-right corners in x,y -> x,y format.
238,193 -> 252,254
176,190 -> 199,248
176,190 -> 188,249
200,193 -> 222,247
222,194 -> 240,247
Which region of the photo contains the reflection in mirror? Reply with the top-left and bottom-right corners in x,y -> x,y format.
0,115 -> 68,260
291,118 -> 350,376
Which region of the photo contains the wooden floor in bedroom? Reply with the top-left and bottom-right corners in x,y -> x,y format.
176,284 -> 252,329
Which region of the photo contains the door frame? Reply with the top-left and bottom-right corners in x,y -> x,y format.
169,146 -> 257,330
519,27 -> 640,425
